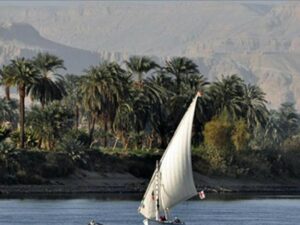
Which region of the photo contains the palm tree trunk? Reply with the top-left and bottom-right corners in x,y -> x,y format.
19,84 -> 26,149
104,116 -> 108,147
38,139 -> 42,149
160,135 -> 167,149
158,127 -> 168,149
147,134 -> 153,149
89,114 -> 96,145
138,72 -> 143,87
176,75 -> 181,94
138,72 -> 143,85
88,115 -> 91,131
41,99 -> 45,110
75,105 -> 79,129
124,138 -> 129,151
113,138 -> 118,150
5,86 -> 10,101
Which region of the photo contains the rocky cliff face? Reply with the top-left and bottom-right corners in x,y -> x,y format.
0,2 -> 300,109
0,23 -> 102,74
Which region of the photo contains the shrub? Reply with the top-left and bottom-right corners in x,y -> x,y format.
42,152 -> 74,178
193,145 -> 227,175
203,116 -> 232,149
0,123 -> 11,142
233,151 -> 272,178
10,129 -> 38,148
282,135 -> 300,177
231,119 -> 250,152
26,103 -> 74,150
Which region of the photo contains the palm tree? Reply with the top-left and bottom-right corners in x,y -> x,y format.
240,84 -> 269,129
178,73 -> 209,119
27,52 -> 66,109
263,110 -> 285,149
80,66 -> 103,143
257,103 -> 299,150
64,74 -> 83,129
125,56 -> 158,87
0,64 -> 14,100
149,71 -> 208,146
128,75 -> 167,148
164,57 -> 199,94
27,103 -> 74,150
80,62 -> 130,145
0,97 -> 18,127
150,69 -> 175,90
100,62 -> 131,146
278,102 -> 299,138
145,80 -> 171,148
5,57 -> 39,148
210,74 -> 244,120
113,102 -> 135,149
186,73 -> 208,92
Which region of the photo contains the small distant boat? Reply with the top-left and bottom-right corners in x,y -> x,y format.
138,92 -> 202,225
88,220 -> 103,225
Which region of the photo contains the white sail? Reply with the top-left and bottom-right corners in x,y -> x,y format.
139,95 -> 199,219
138,168 -> 161,219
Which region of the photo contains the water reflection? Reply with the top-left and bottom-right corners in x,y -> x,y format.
1,192 -> 300,200
0,194 -> 300,225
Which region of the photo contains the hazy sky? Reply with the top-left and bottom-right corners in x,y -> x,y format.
0,0 -> 298,108
0,0 -> 286,7
0,0 -> 80,7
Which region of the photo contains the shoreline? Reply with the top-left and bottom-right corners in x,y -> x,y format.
1,170 -> 300,197
1,184 -> 300,196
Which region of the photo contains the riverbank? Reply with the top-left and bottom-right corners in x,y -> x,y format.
1,150 -> 300,196
1,170 -> 300,196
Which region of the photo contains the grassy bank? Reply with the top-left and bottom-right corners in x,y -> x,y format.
0,148 -> 160,185
0,148 -> 300,196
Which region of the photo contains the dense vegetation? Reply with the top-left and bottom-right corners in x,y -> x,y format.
1,53 -> 300,183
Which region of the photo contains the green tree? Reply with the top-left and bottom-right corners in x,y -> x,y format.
27,52 -> 66,109
113,103 -> 135,149
203,114 -> 233,151
278,102 -> 299,139
231,119 -> 250,151
80,62 -> 130,145
101,62 -> 131,146
210,75 -> 244,120
128,76 -> 167,148
64,74 -> 83,129
26,102 -> 74,150
186,73 -> 208,92
261,103 -> 299,150
262,110 -> 284,149
146,75 -> 172,148
0,64 -> 14,100
80,65 -> 103,143
5,57 -> 39,148
125,56 -> 158,86
240,84 -> 269,129
0,122 -> 12,142
164,57 -> 199,94
0,98 -> 18,126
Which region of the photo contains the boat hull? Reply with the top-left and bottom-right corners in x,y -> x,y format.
143,219 -> 185,225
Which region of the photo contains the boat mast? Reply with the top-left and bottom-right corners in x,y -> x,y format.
155,160 -> 160,221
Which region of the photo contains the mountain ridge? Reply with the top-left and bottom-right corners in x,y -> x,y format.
0,2 -> 300,109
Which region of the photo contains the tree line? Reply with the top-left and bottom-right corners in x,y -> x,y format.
1,53 -> 300,177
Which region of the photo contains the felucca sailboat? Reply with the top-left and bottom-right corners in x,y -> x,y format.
138,92 -> 202,225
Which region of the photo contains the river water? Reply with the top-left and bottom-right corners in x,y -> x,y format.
0,195 -> 299,225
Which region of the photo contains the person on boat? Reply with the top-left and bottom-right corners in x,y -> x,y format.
174,217 -> 181,223
160,215 -> 167,221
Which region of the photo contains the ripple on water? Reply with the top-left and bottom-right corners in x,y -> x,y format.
0,196 -> 300,225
